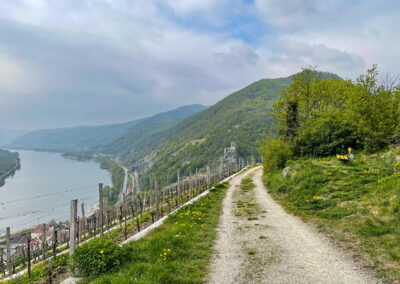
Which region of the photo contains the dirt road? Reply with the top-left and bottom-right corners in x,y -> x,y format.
208,167 -> 378,284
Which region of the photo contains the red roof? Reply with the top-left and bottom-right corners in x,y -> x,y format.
32,224 -> 51,234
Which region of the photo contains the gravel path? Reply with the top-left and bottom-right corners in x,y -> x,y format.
208,167 -> 379,284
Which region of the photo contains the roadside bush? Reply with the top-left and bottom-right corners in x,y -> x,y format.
259,137 -> 293,172
72,237 -> 124,277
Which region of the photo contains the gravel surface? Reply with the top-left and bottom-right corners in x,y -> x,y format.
208,167 -> 379,284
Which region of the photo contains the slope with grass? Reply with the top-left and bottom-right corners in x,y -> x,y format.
78,182 -> 229,283
264,149 -> 400,281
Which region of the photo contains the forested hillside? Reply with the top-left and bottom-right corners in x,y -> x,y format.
134,76 -> 294,185
0,149 -> 20,186
9,105 -> 206,153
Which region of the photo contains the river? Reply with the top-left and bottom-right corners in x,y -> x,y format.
0,150 -> 112,235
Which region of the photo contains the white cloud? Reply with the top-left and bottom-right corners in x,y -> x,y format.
0,0 -> 399,128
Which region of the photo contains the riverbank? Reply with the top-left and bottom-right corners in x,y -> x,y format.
0,149 -> 20,187
0,150 -> 111,234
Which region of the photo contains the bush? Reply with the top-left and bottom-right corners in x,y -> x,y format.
293,115 -> 361,157
72,237 -> 124,277
259,137 -> 293,172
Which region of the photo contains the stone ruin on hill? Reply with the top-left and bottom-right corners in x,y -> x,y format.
220,142 -> 239,173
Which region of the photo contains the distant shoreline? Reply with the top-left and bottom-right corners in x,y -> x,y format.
0,151 -> 20,187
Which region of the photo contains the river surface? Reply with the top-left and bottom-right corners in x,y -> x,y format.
0,150 -> 111,235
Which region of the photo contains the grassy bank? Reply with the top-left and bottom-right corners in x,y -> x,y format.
264,150 -> 400,281
81,181 -> 229,283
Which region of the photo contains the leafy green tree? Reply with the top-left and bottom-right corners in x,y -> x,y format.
347,65 -> 400,151
262,65 -> 400,170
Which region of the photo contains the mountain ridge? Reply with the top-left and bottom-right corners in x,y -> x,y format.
9,104 -> 207,153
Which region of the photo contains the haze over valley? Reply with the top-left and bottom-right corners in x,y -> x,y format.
1,1 -> 400,283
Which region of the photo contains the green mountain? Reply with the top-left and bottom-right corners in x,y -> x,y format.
9,104 -> 207,153
132,76 -> 293,185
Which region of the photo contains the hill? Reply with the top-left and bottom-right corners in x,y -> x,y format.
0,129 -> 28,146
9,104 -> 207,153
132,76 -> 293,185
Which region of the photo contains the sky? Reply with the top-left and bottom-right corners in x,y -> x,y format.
0,0 -> 399,130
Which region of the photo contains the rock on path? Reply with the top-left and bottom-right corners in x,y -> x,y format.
208,167 -> 379,284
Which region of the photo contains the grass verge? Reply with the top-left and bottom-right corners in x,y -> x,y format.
81,182 -> 229,284
264,150 -> 400,282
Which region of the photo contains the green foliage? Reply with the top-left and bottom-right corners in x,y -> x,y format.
263,65 -> 400,170
358,219 -> 393,237
8,253 -> 69,284
264,151 -> 400,280
210,181 -> 229,192
84,180 -> 228,283
9,105 -> 206,154
72,238 -> 124,277
240,175 -> 255,193
0,149 -> 20,186
99,158 -> 124,205
293,114 -> 361,156
143,77 -> 292,187
349,66 -> 400,151
259,137 -> 293,172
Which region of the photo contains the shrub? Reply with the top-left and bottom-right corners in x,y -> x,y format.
293,115 -> 361,157
259,137 -> 293,172
72,237 -> 124,277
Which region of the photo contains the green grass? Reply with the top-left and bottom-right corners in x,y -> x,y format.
7,253 -> 69,284
81,182 -> 229,284
235,175 -> 259,218
264,150 -> 400,281
240,175 -> 256,193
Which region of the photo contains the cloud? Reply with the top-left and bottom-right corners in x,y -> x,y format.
0,0 -> 399,129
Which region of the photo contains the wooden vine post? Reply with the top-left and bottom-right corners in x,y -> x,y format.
6,227 -> 11,275
27,237 -> 31,277
155,179 -> 160,220
98,183 -> 104,237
